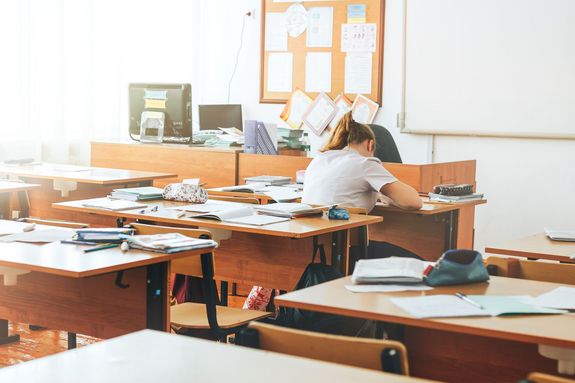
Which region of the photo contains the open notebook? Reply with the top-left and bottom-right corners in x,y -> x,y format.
256,203 -> 327,218
390,295 -> 566,318
190,206 -> 290,226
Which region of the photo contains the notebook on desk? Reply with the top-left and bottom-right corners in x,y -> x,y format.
190,206 -> 289,226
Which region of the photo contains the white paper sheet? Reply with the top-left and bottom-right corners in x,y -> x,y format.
305,52 -> 332,93
390,295 -> 489,318
344,53 -> 372,94
341,23 -> 377,52
306,7 -> 333,48
529,287 -> 575,310
261,186 -> 303,202
267,53 -> 293,92
265,13 -> 288,52
285,3 -> 308,37
0,229 -> 74,243
345,284 -> 433,293
329,97 -> 352,129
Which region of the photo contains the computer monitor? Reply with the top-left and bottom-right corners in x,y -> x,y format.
198,104 -> 243,131
129,83 -> 192,143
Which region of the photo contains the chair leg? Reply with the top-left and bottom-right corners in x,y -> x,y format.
67,332 -> 77,349
220,281 -> 228,306
0,319 -> 19,345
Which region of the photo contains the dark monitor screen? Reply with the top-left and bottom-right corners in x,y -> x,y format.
129,83 -> 192,142
198,104 -> 243,131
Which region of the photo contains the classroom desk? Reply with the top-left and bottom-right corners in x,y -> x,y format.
486,233 -> 575,264
276,276 -> 575,382
53,198 -> 382,291
0,163 -> 175,224
0,330 -> 436,383
371,199 -> 486,260
0,181 -> 40,219
0,220 -> 215,343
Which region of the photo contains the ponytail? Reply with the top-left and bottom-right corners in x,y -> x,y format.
321,112 -> 374,152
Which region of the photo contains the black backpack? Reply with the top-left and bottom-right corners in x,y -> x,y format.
282,242 -> 364,335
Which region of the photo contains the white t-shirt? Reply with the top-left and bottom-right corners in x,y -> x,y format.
302,149 -> 397,212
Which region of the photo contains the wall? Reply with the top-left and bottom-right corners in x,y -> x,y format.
193,0 -> 575,253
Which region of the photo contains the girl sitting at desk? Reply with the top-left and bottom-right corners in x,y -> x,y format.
302,112 -> 422,212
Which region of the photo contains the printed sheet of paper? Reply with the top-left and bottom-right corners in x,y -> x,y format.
344,53 -> 372,94
306,7 -> 333,48
347,4 -> 367,23
329,94 -> 352,130
267,52 -> 293,92
280,89 -> 313,129
285,3 -> 308,37
305,52 -> 332,93
341,23 -> 377,52
302,93 -> 337,136
265,13 -> 288,51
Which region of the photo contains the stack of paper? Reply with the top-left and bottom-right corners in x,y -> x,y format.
351,257 -> 432,285
428,193 -> 484,203
544,228 -> 575,242
109,187 -> 164,201
244,175 -> 292,186
127,233 -> 217,254
218,183 -> 267,193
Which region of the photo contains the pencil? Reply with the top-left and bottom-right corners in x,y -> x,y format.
83,243 -> 119,253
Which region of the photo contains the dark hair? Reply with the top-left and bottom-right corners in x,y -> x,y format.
321,112 -> 375,152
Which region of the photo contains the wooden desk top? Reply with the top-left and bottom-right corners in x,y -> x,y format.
0,221 -> 214,278
373,199 -> 486,216
486,233 -> 575,263
53,198 -> 383,238
276,276 -> 575,348
0,163 -> 176,184
0,181 -> 40,193
0,330 -> 435,383
93,139 -> 243,153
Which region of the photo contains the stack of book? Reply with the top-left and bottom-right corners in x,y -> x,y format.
109,187 -> 165,201
75,228 -> 135,243
244,175 -> 292,186
127,233 -> 217,253
428,192 -> 484,203
351,257 -> 432,285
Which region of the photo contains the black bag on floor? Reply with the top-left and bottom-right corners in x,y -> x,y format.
282,242 -> 365,335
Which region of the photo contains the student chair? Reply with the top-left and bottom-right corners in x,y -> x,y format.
130,223 -> 271,341
525,372 -> 575,383
486,256 -> 575,285
237,322 -> 410,375
369,124 -> 402,164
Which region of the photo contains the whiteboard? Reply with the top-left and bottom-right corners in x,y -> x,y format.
403,0 -> 575,138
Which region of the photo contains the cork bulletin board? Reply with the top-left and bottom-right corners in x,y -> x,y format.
260,0 -> 385,105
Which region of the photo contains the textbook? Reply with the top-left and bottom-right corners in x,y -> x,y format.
127,233 -> 217,253
191,206 -> 289,226
110,186 -> 164,201
244,175 -> 292,186
544,228 -> 575,242
75,227 -> 134,243
428,192 -> 484,203
255,203 -> 326,218
351,257 -> 432,284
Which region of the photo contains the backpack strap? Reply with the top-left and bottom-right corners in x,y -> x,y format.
312,236 -> 327,265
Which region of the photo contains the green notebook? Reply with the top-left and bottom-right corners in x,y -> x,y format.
468,295 -> 566,316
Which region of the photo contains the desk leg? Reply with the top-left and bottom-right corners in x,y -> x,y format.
17,191 -> 30,218
444,210 -> 458,251
331,230 -> 349,274
0,319 -> 20,345
146,262 -> 169,331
